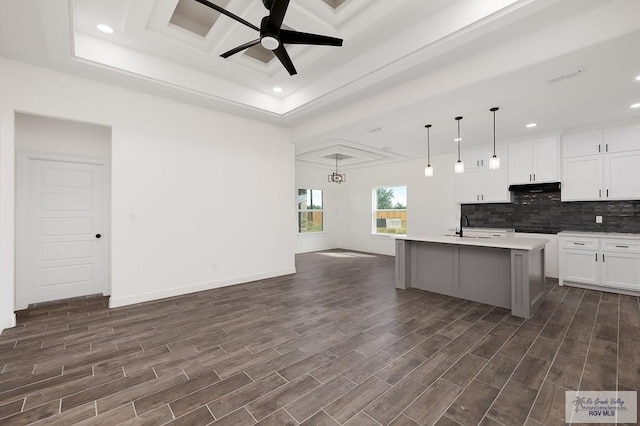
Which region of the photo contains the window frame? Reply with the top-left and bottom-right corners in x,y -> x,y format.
372,186 -> 407,236
297,188 -> 324,234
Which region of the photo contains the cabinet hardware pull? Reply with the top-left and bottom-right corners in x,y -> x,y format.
603,253 -> 605,262
529,174 -> 532,181
477,194 -> 479,201
574,242 -> 585,245
476,160 -> 479,167
595,253 -> 597,261
481,194 -> 484,200
606,143 -> 608,152
606,189 -> 609,197
481,160 -> 484,166
533,173 -> 536,181
598,144 -> 601,152
599,189 -> 602,197
616,245 -> 629,248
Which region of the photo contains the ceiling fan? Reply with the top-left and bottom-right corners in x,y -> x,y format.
194,0 -> 343,75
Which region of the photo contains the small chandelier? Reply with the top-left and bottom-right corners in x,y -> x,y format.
424,124 -> 433,177
489,107 -> 500,170
454,116 -> 464,174
328,154 -> 346,183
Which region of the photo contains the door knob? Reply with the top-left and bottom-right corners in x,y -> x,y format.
96,234 -> 102,239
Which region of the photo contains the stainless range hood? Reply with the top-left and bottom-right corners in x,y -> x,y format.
508,182 -> 561,193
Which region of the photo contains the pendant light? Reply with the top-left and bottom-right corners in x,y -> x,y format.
328,154 -> 346,183
489,107 -> 500,170
454,116 -> 464,174
424,124 -> 433,177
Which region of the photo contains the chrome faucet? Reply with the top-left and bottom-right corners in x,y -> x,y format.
457,215 -> 469,237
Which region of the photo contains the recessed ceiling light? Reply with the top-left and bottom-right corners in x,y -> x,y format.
97,24 -> 114,34
526,123 -> 538,128
631,103 -> 640,109
368,126 -> 384,133
636,75 -> 640,81
272,86 -> 282,93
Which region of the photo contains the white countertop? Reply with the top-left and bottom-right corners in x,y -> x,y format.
558,231 -> 640,240
396,234 -> 548,250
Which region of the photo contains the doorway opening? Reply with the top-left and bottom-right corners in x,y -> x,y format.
15,113 -> 112,310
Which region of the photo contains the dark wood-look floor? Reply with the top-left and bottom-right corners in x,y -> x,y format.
1,250 -> 638,425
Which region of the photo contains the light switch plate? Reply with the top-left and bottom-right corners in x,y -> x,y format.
596,215 -> 603,223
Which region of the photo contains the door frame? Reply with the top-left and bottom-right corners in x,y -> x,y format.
15,150 -> 111,309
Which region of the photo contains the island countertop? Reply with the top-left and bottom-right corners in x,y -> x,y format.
395,234 -> 548,251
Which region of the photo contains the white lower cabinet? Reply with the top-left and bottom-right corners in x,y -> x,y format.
559,233 -> 640,293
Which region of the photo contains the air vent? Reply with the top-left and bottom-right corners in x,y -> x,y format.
321,0 -> 348,9
546,67 -> 584,84
169,0 -> 230,37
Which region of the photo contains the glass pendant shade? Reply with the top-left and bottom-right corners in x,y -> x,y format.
489,155 -> 500,170
424,124 -> 433,178
424,164 -> 434,177
454,160 -> 464,174
489,107 -> 500,170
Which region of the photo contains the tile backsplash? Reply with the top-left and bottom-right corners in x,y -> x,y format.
461,191 -> 640,234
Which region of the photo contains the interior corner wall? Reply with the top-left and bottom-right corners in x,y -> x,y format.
0,59 -> 295,332
294,162 -> 343,253
334,154 -> 460,256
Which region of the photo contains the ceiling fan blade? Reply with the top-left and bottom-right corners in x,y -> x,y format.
266,0 -> 289,30
220,39 -> 261,58
192,0 -> 259,32
279,29 -> 343,46
273,45 -> 297,75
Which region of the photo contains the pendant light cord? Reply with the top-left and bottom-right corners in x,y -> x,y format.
425,124 -> 431,165
455,117 -> 462,162
490,107 -> 499,156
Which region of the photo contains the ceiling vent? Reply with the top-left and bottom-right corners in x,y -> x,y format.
169,0 -> 230,37
546,66 -> 584,84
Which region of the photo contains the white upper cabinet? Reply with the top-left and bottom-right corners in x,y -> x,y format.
508,136 -> 558,184
562,125 -> 640,201
454,146 -> 510,204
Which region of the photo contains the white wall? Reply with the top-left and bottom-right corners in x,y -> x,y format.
0,59 -> 295,332
15,113 -> 111,157
333,154 -> 459,256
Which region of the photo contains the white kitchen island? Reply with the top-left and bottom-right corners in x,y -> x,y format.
395,235 -> 548,318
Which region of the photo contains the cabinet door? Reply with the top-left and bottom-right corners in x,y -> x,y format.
605,126 -> 640,153
454,169 -> 480,204
460,149 -> 480,170
561,155 -> 602,201
532,137 -> 558,182
563,130 -> 602,157
508,141 -> 533,184
481,167 -> 510,202
601,251 -> 640,291
604,151 -> 640,199
561,249 -> 599,285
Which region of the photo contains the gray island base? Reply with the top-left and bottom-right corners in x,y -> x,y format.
395,235 -> 548,318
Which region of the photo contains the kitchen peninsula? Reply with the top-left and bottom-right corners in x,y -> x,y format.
395,235 -> 548,318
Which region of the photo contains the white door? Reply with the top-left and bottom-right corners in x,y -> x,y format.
17,156 -> 109,308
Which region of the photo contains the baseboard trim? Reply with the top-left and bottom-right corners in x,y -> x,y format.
0,314 -> 17,335
108,267 -> 296,309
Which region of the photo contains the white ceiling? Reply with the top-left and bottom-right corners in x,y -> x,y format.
1,0 -> 640,168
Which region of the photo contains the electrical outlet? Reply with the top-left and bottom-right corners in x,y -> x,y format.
595,216 -> 603,224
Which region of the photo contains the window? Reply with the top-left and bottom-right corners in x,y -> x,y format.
373,186 -> 407,235
298,189 -> 323,233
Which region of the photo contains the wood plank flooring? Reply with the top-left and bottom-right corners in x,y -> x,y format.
1,249 -> 638,425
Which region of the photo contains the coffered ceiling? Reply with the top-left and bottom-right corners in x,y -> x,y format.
1,0 -> 640,168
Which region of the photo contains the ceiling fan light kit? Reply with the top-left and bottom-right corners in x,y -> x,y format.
195,0 -> 343,75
